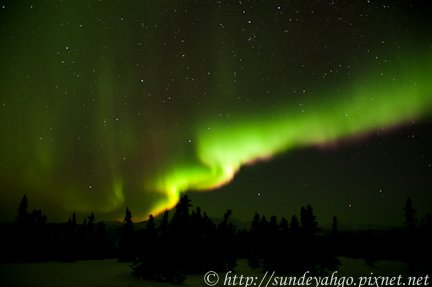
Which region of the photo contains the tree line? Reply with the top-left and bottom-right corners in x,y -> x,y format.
0,194 -> 431,284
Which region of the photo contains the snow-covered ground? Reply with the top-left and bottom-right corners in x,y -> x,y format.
0,258 -> 410,287
0,259 -> 142,287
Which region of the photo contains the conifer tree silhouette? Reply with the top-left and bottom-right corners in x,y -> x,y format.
332,216 -> 338,235
404,197 -> 417,229
290,215 -> 300,235
16,194 -> 29,224
279,217 -> 289,234
118,207 -> 134,262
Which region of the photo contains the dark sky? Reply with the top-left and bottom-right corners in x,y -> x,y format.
190,119 -> 432,227
0,0 -> 431,226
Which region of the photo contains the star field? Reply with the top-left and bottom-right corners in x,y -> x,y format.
0,0 -> 431,224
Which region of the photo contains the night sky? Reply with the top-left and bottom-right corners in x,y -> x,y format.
0,0 -> 431,226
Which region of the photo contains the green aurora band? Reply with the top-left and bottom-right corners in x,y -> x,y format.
1,1 -> 432,221
151,52 -> 432,217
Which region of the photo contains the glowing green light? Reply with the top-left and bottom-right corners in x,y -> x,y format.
147,53 -> 432,217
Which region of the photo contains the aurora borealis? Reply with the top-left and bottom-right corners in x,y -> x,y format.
1,0 -> 431,224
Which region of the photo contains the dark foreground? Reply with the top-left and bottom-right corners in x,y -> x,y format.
0,258 -> 414,287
